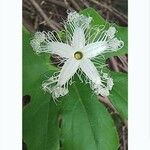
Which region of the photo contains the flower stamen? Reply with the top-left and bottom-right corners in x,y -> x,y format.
74,51 -> 83,60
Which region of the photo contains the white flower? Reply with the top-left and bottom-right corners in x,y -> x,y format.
107,78 -> 114,90
30,12 -> 124,100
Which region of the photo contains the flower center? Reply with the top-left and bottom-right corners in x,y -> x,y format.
74,51 -> 83,60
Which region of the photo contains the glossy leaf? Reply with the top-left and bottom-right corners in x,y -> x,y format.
109,71 -> 128,121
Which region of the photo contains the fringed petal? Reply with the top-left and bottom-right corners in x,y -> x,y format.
90,72 -> 114,97
97,87 -> 110,97
48,42 -> 74,58
30,32 -> 49,54
52,86 -> 69,99
82,26 -> 124,58
107,77 -> 114,90
106,27 -> 116,39
107,38 -> 124,51
67,11 -> 92,30
31,31 -> 74,58
80,59 -> 101,85
42,73 -> 69,100
57,58 -> 79,86
83,41 -> 107,59
72,27 -> 85,50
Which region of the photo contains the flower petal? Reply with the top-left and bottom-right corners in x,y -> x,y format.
30,32 -> 48,54
106,27 -> 117,39
72,27 -> 85,50
107,77 -> 114,90
83,41 -> 107,59
31,35 -> 74,58
80,59 -> 101,85
52,86 -> 69,99
67,11 -> 92,29
48,42 -> 74,58
107,38 -> 124,50
57,59 -> 79,86
97,87 -> 110,97
34,32 -> 46,42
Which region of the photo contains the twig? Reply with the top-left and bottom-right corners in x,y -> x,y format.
88,0 -> 128,25
110,57 -> 120,71
118,64 -> 128,73
118,56 -> 128,68
47,0 -> 67,9
29,0 -> 61,30
79,0 -> 90,7
23,1 -> 34,12
106,10 -> 110,21
49,11 -> 64,18
122,56 -> 128,66
40,0 -> 45,6
70,0 -> 81,11
34,15 -> 39,30
23,19 -> 35,33
99,96 -> 119,114
112,7 -> 127,21
99,96 -> 128,128
23,5 -> 33,13
122,126 -> 127,150
64,0 -> 72,9
24,0 -> 32,6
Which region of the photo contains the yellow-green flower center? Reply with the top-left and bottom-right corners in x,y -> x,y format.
74,51 -> 83,60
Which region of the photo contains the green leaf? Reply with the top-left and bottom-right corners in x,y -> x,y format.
109,71 -> 128,121
81,8 -> 128,59
23,28 -> 59,150
81,8 -> 106,25
23,27 -> 119,150
59,81 -> 119,150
